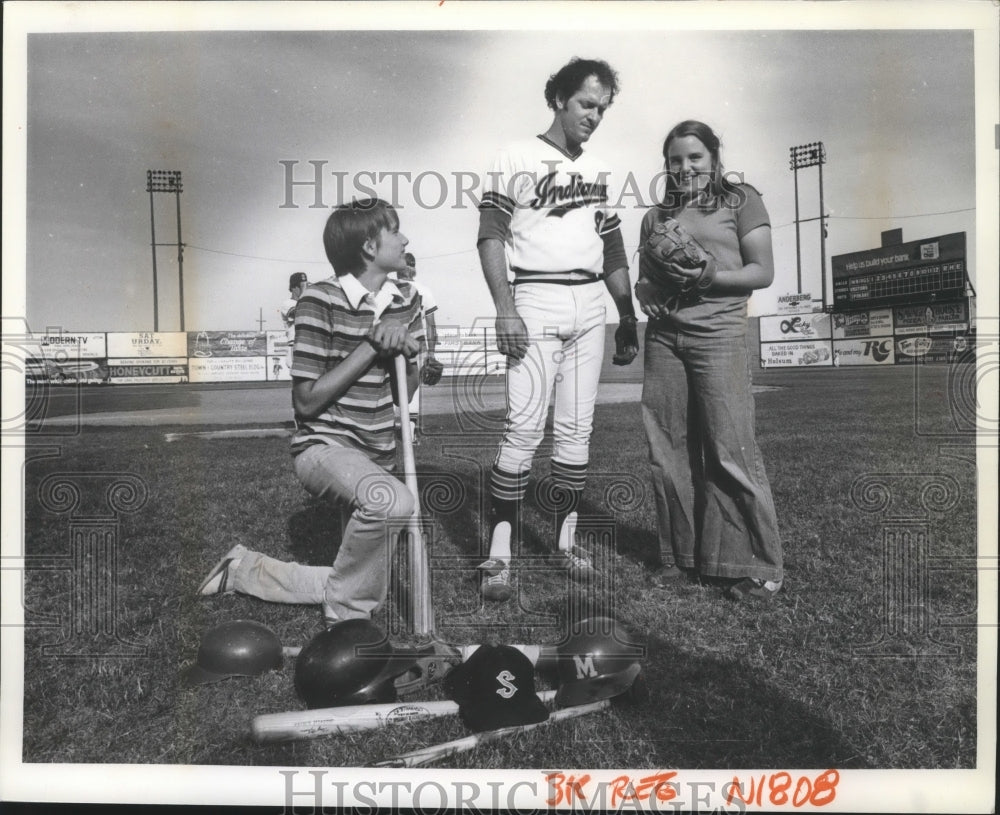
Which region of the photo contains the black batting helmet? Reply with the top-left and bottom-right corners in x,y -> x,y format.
294,619 -> 419,708
183,619 -> 283,686
555,616 -> 644,706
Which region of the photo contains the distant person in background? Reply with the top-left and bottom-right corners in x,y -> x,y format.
635,119 -> 783,601
393,252 -> 442,436
280,272 -> 309,367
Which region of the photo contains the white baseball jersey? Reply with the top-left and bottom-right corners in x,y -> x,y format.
279,297 -> 298,328
390,276 -> 438,336
482,135 -> 621,275
408,279 -> 437,322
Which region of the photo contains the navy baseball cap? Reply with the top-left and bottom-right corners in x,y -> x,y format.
289,272 -> 308,290
443,644 -> 549,732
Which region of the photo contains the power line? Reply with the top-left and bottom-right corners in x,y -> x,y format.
828,207 -> 975,221
185,243 -> 329,264
184,204 -> 976,264
772,206 -> 975,230
185,242 -> 478,265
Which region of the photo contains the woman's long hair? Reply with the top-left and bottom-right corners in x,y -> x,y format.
658,120 -> 745,217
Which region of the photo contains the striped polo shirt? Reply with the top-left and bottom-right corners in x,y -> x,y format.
290,274 -> 424,467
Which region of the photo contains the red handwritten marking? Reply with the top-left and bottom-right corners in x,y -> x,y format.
608,771 -> 678,808
725,769 -> 840,808
545,772 -> 592,807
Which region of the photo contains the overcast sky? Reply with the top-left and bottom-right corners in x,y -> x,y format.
8,4 -> 994,334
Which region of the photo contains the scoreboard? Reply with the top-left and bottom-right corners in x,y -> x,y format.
831,232 -> 967,309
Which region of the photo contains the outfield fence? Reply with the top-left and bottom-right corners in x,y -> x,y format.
757,300 -> 976,369
20,327 -> 508,385
17,307 -> 977,388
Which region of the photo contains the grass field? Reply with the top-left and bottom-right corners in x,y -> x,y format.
19,364 -> 981,772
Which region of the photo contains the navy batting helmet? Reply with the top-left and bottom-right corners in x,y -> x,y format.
183,619 -> 283,686
294,619 -> 419,708
555,616 -> 644,706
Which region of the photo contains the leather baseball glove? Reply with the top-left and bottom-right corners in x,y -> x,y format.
641,218 -> 717,296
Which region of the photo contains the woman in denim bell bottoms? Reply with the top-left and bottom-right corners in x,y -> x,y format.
635,120 -> 784,601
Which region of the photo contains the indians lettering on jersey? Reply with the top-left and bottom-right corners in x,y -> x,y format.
481,136 -> 621,275
531,171 -> 608,218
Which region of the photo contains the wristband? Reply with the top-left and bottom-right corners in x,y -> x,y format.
695,258 -> 717,291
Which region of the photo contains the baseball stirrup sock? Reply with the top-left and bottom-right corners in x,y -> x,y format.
547,460 -> 586,552
488,465 -> 528,560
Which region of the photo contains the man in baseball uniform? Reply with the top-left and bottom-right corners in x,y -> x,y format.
280,272 -> 308,368
394,253 -> 443,436
476,57 -> 639,601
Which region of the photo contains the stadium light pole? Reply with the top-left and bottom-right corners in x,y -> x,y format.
145,170 -> 186,331
789,142 -> 828,309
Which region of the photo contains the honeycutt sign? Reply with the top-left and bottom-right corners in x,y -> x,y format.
107,357 -> 188,384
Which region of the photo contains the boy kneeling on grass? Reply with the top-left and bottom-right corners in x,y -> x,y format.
197,198 -> 423,628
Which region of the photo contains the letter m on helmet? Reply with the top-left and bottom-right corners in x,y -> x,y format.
572,654 -> 597,679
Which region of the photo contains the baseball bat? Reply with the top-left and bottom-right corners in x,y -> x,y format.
370,698 -> 611,768
395,354 -> 433,636
253,689 -> 557,744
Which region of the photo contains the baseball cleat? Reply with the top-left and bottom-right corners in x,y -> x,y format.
726,576 -> 783,601
197,544 -> 247,596
560,545 -> 598,583
478,558 -> 513,602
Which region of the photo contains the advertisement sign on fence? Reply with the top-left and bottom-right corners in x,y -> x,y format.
267,356 -> 292,381
106,332 -> 188,358
760,341 -> 833,367
775,292 -> 818,315
892,301 -> 969,335
26,358 -> 109,384
26,333 -> 111,383
831,309 -> 893,340
832,338 -> 896,366
759,313 -> 832,343
188,356 -> 268,383
107,357 -> 188,383
188,330 -> 268,357
894,334 -> 972,365
36,332 -> 108,359
266,330 -> 293,357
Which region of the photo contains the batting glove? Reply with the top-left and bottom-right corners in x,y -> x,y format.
421,356 -> 444,386
613,315 -> 639,365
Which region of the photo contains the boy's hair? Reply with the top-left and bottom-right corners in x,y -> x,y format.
544,58 -> 619,110
323,198 -> 399,275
